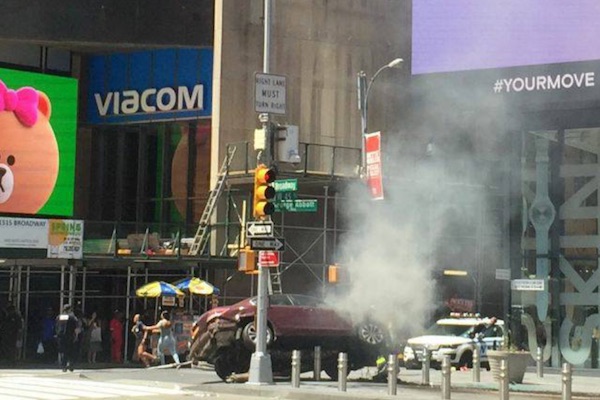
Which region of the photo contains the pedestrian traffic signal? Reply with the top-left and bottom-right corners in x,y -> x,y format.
253,164 -> 276,219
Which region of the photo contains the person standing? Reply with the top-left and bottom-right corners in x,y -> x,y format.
87,315 -> 102,364
144,311 -> 180,366
131,314 -> 156,367
40,307 -> 57,364
0,304 -> 23,365
55,304 -> 78,372
109,310 -> 124,363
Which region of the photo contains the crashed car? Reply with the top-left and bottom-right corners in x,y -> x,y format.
188,293 -> 388,380
403,314 -> 504,370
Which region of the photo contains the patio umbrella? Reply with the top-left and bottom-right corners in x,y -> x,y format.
173,277 -> 220,296
135,281 -> 185,298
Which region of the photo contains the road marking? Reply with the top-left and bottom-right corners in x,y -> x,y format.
0,376 -> 184,400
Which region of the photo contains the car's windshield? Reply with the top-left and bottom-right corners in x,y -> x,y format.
426,323 -> 474,336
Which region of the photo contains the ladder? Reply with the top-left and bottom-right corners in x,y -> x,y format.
188,146 -> 236,256
268,267 -> 283,295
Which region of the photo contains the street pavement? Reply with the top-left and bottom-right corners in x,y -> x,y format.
1,362 -> 599,399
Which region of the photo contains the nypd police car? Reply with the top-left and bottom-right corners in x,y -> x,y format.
403,314 -> 504,369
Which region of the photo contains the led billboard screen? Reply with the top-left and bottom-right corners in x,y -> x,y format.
412,1 -> 600,75
0,68 -> 77,216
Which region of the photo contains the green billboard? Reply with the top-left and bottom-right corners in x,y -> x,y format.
0,68 -> 77,216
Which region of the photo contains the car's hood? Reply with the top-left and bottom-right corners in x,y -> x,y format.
407,335 -> 471,347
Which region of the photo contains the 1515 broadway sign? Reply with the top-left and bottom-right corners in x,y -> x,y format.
87,48 -> 213,124
0,217 -> 84,259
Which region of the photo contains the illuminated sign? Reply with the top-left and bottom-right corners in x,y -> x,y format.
0,68 -> 77,216
87,48 -> 213,124
412,1 -> 600,75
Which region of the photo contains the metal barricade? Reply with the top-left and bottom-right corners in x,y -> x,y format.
291,350 -> 301,388
422,347 -> 431,385
313,346 -> 321,381
441,355 -> 451,399
472,344 -> 480,383
499,358 -> 509,400
536,347 -> 544,378
337,352 -> 348,392
562,363 -> 572,400
388,354 -> 398,395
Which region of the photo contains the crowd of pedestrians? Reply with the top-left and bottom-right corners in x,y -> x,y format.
0,303 -> 182,371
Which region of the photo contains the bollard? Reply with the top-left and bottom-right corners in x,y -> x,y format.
562,363 -> 572,400
499,358 -> 509,400
291,350 -> 301,388
388,354 -> 398,395
472,345 -> 480,383
313,346 -> 321,381
536,347 -> 544,378
337,352 -> 348,392
422,347 -> 431,385
441,355 -> 451,400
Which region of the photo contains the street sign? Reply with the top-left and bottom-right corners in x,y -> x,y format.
249,237 -> 286,251
495,269 -> 511,281
246,221 -> 274,237
511,279 -> 545,291
275,199 -> 318,212
258,251 -> 280,267
255,72 -> 286,114
273,179 -> 298,192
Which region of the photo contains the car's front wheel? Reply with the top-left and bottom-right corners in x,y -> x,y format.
241,321 -> 273,349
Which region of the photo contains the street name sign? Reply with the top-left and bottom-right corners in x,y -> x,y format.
249,237 -> 286,251
511,279 -> 545,291
246,221 -> 274,237
255,72 -> 286,115
273,179 -> 298,192
275,199 -> 318,212
258,251 -> 280,267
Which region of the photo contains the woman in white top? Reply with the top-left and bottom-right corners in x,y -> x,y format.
144,311 -> 180,365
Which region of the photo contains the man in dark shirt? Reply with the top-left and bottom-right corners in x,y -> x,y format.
55,304 -> 78,372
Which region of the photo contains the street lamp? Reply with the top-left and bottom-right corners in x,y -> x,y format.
357,57 -> 403,176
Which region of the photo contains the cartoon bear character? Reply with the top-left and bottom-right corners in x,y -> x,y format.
0,80 -> 59,214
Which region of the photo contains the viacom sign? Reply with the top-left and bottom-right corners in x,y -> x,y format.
87,48 -> 212,124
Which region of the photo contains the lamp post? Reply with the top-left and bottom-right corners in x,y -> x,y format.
357,57 -> 403,176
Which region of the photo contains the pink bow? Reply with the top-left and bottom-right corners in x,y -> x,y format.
0,80 -> 39,127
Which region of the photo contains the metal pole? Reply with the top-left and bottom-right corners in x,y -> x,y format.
387,353 -> 398,395
124,265 -> 131,363
248,0 -> 274,385
422,347 -> 431,385
441,355 -> 451,399
536,347 -> 544,378
499,358 -> 509,400
472,344 -> 481,382
291,350 -> 301,388
23,266 -> 30,361
81,265 -> 87,314
338,352 -> 348,392
561,363 -> 572,400
313,346 -> 321,381
60,265 -> 65,311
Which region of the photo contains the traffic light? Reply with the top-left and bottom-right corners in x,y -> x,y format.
253,164 -> 276,219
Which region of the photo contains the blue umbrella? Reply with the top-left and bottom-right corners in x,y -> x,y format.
136,281 -> 185,298
173,277 -> 220,295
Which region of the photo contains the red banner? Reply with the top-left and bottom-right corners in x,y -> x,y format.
365,132 -> 384,200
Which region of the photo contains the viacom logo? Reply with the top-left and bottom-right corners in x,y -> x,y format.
94,84 -> 204,116
493,72 -> 595,94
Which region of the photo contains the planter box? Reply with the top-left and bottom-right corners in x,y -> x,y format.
487,350 -> 532,384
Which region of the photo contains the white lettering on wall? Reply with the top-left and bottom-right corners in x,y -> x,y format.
493,72 -> 595,94
94,84 -> 204,117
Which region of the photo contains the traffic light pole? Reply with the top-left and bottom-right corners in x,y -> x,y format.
248,0 -> 274,385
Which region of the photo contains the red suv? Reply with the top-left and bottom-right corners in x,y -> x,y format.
189,294 -> 388,380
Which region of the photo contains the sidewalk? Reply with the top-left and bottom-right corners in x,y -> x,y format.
200,366 -> 600,400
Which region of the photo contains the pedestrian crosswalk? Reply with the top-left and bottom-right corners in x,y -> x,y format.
0,376 -> 185,400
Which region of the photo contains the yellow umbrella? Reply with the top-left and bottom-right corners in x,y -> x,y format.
173,277 -> 220,295
135,281 -> 185,298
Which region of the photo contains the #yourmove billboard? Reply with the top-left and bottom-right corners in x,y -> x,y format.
0,68 -> 77,216
412,1 -> 600,75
